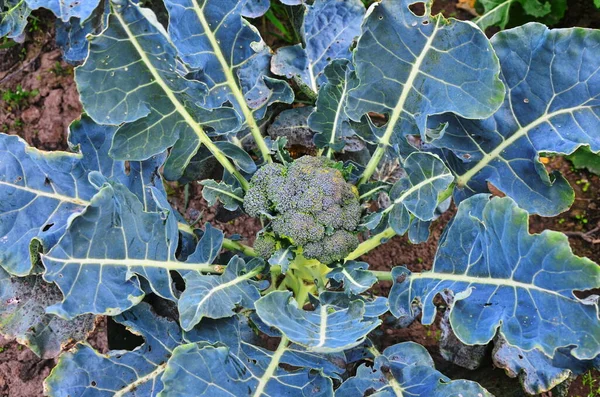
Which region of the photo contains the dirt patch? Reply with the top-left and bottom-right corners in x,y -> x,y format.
0,22 -> 81,152
0,318 -> 107,397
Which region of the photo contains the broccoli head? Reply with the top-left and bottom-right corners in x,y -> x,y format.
244,156 -> 361,264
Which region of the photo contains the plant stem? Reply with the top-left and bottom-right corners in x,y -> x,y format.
346,227 -> 397,261
222,238 -> 257,257
371,270 -> 393,282
358,143 -> 387,185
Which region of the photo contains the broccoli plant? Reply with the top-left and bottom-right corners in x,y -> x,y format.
0,0 -> 599,396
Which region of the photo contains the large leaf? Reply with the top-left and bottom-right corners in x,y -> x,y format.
345,0 -> 504,155
431,24 -> 600,216
0,266 -> 95,359
337,341 -> 492,396
389,194 -> 600,359
493,336 -> 600,395
160,342 -> 334,397
45,302 -> 182,397
0,116 -> 164,276
271,0 -> 365,92
179,256 -> 265,330
163,0 -> 293,154
255,291 -> 381,353
0,0 -> 31,38
183,315 -> 347,378
75,0 -> 241,181
41,176 -> 224,318
309,59 -> 359,153
25,0 -> 100,21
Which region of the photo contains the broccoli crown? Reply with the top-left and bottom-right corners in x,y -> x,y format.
244,156 -> 361,263
253,233 -> 278,259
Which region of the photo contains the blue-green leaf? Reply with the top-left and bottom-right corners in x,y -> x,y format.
183,315 -> 347,378
346,0 -> 504,152
164,0 -> 293,124
41,179 -> 224,318
160,342 -> 334,397
0,0 -> 31,38
387,152 -> 453,234
242,0 -> 270,18
328,261 -> 376,294
55,0 -> 109,64
0,116 -> 164,276
432,24 -> 600,216
493,337 -> 600,395
255,291 -> 381,352
25,0 -> 100,21
75,0 -> 240,181
200,179 -> 244,211
271,0 -> 364,92
45,302 -> 183,397
309,59 -> 359,153
0,266 -> 95,359
178,256 -> 264,331
389,194 -> 600,359
338,342 -> 492,396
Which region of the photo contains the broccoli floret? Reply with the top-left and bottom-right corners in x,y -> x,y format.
253,233 -> 278,259
243,156 -> 361,264
303,230 -> 360,264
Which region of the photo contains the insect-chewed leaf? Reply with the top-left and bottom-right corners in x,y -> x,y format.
75,0 -> 240,181
389,194 -> 600,359
164,0 -> 293,121
309,59 -> 359,153
241,0 -> 270,18
492,336 -> 600,395
0,267 -> 95,359
25,0 -> 100,21
337,341 -> 492,396
44,302 -> 183,397
41,176 -> 224,319
55,0 -> 109,64
345,0 -> 504,149
200,179 -> 244,211
0,0 -> 31,38
0,134 -> 92,276
255,291 -> 381,353
432,24 -> 600,216
0,116 -> 164,276
271,0 -> 365,92
178,256 -> 265,331
327,261 -> 377,295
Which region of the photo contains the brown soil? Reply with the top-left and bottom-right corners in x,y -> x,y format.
0,20 -> 81,151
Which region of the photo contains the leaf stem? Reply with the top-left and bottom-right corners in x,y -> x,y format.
371,270 -> 393,282
112,8 -> 249,190
222,238 -> 257,257
252,335 -> 289,397
190,1 -> 272,164
345,227 -> 397,261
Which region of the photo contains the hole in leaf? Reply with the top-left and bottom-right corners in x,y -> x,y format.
422,20 -> 429,25
408,2 -> 426,17
42,223 -> 54,232
44,176 -> 51,185
91,381 -> 97,387
107,317 -> 144,351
